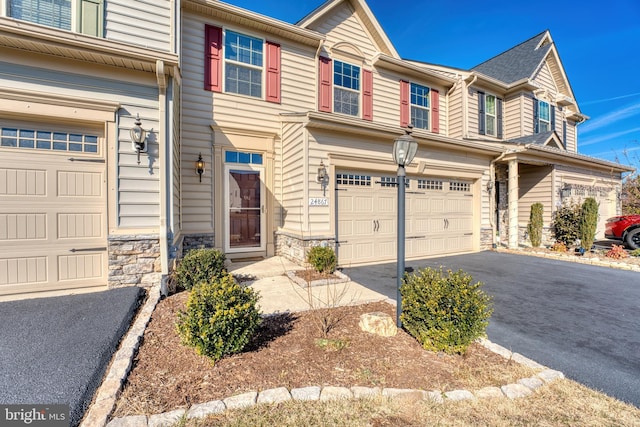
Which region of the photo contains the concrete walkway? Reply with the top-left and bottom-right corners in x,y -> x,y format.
227,257 -> 389,314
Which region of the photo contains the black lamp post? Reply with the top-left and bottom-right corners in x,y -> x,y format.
392,126 -> 417,328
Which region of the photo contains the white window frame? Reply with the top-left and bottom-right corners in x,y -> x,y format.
538,100 -> 551,132
485,93 -> 497,136
222,28 -> 265,99
3,0 -> 83,32
333,59 -> 360,116
410,82 -> 430,130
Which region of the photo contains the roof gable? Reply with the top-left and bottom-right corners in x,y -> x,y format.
297,0 -> 399,58
510,130 -> 564,149
472,31 -> 552,84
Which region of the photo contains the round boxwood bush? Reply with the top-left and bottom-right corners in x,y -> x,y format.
174,248 -> 226,290
307,245 -> 337,274
176,273 -> 261,362
400,268 -> 493,354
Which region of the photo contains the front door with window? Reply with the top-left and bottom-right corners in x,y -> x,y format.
225,166 -> 265,253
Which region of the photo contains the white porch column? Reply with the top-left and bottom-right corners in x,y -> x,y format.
508,159 -> 519,249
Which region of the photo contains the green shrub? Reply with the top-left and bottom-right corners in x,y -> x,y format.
176,273 -> 261,362
527,202 -> 544,247
579,197 -> 599,251
307,245 -> 337,274
630,248 -> 640,257
400,268 -> 493,355
552,201 -> 581,246
174,248 -> 226,290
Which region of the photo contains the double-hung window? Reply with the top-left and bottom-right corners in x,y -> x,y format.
485,94 -> 497,136
7,0 -> 103,36
224,30 -> 263,98
333,60 -> 360,116
538,100 -> 551,132
410,83 -> 430,130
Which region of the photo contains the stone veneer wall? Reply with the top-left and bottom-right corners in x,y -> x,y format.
108,234 -> 162,288
518,226 -> 554,248
495,164 -> 509,246
182,233 -> 215,253
480,228 -> 494,249
275,231 -> 336,265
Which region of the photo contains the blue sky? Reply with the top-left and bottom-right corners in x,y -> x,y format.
224,0 -> 640,170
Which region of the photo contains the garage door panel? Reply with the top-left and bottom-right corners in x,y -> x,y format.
353,219 -> 373,236
58,170 -> 103,197
376,196 -> 395,212
59,253 -> 104,281
0,168 -> 47,196
58,213 -> 103,239
0,213 -> 47,240
0,256 -> 48,287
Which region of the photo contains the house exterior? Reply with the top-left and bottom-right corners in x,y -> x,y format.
0,0 -> 180,297
0,0 -> 630,298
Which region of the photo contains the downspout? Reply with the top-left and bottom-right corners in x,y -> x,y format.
463,74 -> 477,139
156,60 -> 169,285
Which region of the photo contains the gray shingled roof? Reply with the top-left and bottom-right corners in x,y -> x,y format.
510,131 -> 556,145
472,31 -> 551,84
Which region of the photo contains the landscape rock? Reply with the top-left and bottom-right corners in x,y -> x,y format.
291,386 -> 321,401
148,409 -> 185,427
537,369 -> 565,383
223,391 -> 258,410
359,312 -> 397,337
257,387 -> 292,404
519,377 -> 544,390
107,415 -> 148,427
186,400 -> 225,419
474,386 -> 504,399
320,386 -> 352,401
444,389 -> 475,401
501,383 -> 533,399
351,386 -> 381,399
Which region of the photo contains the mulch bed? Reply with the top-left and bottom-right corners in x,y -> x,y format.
113,293 -> 534,417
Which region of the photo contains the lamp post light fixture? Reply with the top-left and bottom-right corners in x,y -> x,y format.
130,113 -> 147,165
316,159 -> 329,196
196,153 -> 205,182
392,125 -> 417,328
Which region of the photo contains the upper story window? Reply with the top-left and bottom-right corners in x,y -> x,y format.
400,80 -> 439,133
205,25 -> 281,103
333,60 -> 360,116
224,30 -> 263,98
477,91 -> 502,138
6,0 -> 103,37
538,100 -> 551,132
410,83 -> 430,130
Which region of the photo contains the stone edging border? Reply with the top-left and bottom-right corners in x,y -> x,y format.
85,284 -> 565,427
496,248 -> 640,272
79,285 -> 162,427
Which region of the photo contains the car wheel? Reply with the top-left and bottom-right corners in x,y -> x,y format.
625,228 -> 640,250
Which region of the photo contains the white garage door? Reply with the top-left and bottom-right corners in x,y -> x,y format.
336,172 -> 474,266
0,124 -> 107,296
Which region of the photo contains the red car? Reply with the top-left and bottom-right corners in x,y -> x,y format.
605,215 -> 640,250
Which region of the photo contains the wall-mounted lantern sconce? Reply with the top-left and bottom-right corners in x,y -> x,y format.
561,184 -> 572,199
196,153 -> 205,182
486,180 -> 494,193
316,160 -> 329,195
130,113 -> 147,165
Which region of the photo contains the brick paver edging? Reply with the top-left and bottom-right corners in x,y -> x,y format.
96,291 -> 565,427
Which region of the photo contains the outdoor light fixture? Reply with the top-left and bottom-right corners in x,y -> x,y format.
196,153 -> 205,182
393,125 -> 417,328
316,160 -> 329,196
561,184 -> 572,199
130,113 -> 147,165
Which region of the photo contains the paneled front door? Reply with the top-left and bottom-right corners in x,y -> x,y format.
225,166 -> 265,253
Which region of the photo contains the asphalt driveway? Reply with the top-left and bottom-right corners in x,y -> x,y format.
343,251 -> 640,407
0,287 -> 144,426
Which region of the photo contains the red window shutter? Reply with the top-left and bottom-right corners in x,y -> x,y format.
362,69 -> 373,121
204,25 -> 222,92
431,89 -> 440,133
318,56 -> 332,112
266,41 -> 281,103
400,80 -> 409,127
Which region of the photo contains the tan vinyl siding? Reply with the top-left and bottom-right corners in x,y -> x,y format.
566,120 -> 577,152
105,0 -> 172,52
448,82 -> 463,138
523,93 -> 535,135
533,62 -> 557,94
309,2 -> 378,61
279,123 -> 306,234
504,93 -> 522,140
518,164 -> 553,226
0,59 -> 161,230
468,87 -> 479,138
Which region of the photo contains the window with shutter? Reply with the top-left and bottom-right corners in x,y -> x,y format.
333,60 -> 360,116
265,42 -> 281,104
362,69 -> 373,121
318,57 -> 332,112
8,0 -> 103,36
431,89 -> 439,133
410,82 -> 430,130
478,91 -> 486,135
537,100 -> 551,133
